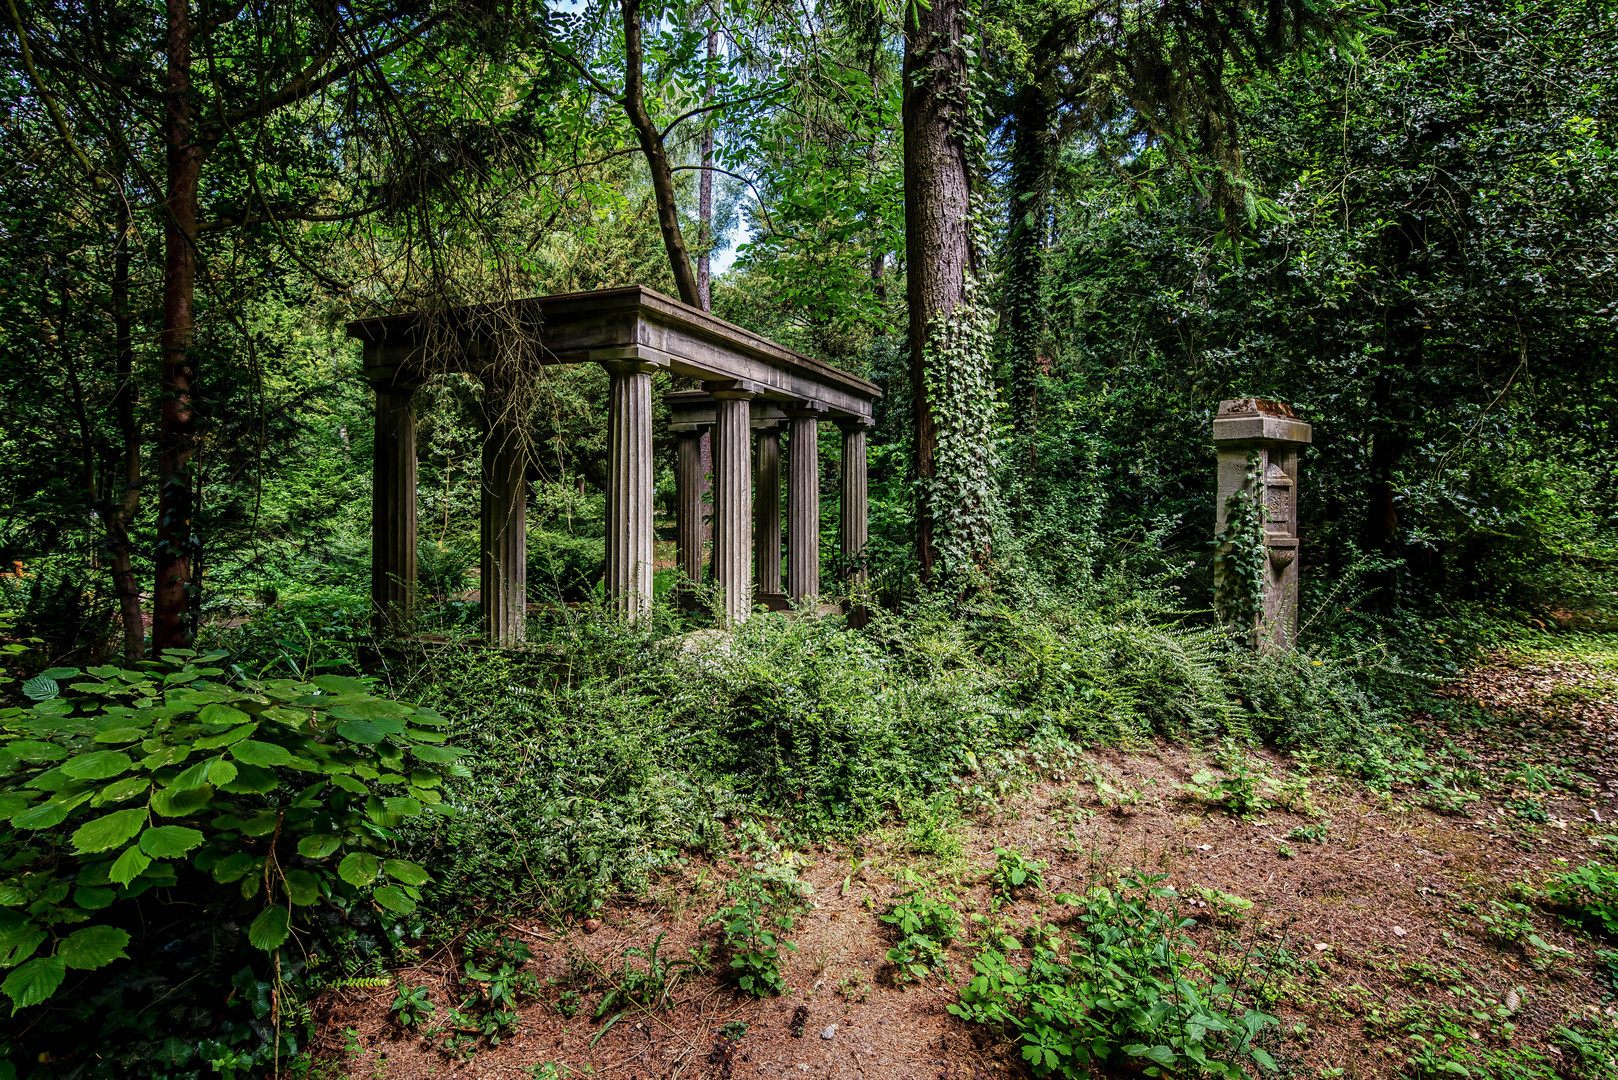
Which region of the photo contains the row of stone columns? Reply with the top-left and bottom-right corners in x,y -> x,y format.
368,367 -> 873,644
670,382 -> 870,624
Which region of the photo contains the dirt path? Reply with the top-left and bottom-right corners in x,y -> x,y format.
309,644 -> 1618,1080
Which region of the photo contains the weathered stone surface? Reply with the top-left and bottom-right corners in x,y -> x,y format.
675,427 -> 707,600
838,419 -> 871,626
369,382 -> 417,632
787,407 -> 825,601
605,364 -> 656,619
708,381 -> 757,623
1213,399 -> 1311,651
480,387 -> 527,645
754,423 -> 784,600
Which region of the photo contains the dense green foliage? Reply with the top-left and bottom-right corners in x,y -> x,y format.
2,0 -> 1616,1074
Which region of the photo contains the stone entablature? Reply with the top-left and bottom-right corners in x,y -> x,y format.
346,287 -> 881,643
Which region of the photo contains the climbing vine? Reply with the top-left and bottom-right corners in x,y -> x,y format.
922,272 -> 998,579
1213,450 -> 1267,637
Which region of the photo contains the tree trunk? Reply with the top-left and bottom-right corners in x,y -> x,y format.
153,0 -> 202,652
108,184 -> 144,660
1004,82 -> 1051,464
622,0 -> 701,307
697,21 -> 716,311
903,0 -> 974,582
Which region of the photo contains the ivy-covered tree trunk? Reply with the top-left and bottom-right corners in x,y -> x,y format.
903,0 -> 976,583
1004,82 -> 1051,465
153,0 -> 203,652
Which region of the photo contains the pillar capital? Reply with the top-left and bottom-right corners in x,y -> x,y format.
835,414 -> 875,433
593,344 -> 671,375
786,399 -> 829,419
703,379 -> 763,400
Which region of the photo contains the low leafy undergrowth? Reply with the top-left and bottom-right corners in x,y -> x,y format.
948,873 -> 1279,1079
0,650 -> 463,1075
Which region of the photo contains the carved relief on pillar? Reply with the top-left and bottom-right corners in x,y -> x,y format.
1212,399 -> 1311,652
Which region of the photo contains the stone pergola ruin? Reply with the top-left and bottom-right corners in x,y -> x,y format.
346,286 -> 881,644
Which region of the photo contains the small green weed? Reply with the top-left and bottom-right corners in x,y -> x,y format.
711,865 -> 810,997
881,892 -> 961,983
992,847 -> 1047,899
594,933 -> 707,1018
1286,822 -> 1329,844
1183,766 -> 1273,819
390,985 -> 436,1029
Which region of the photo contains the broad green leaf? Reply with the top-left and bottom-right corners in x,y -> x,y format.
193,723 -> 256,750
139,826 -> 205,858
329,774 -> 367,796
382,859 -> 430,886
167,759 -> 214,790
150,784 -> 213,817
283,869 -> 322,906
62,751 -> 132,781
0,926 -> 46,968
6,741 -> 67,763
2,956 -> 65,1011
12,801 -> 70,830
230,740 -> 292,767
372,885 -> 417,914
108,846 -> 152,886
219,764 -> 279,794
93,727 -> 146,744
40,667 -> 80,680
0,794 -> 32,818
72,886 -> 116,910
20,676 -> 59,702
211,852 -> 257,883
408,745 -> 464,764
247,905 -> 290,950
208,758 -> 238,787
197,704 -> 251,727
296,834 -> 342,859
59,925 -> 130,970
90,776 -> 150,807
311,675 -> 372,694
335,720 -> 390,744
337,852 -> 379,886
329,699 -> 410,721
238,813 -> 279,837
381,797 -> 422,818
72,808 -> 147,854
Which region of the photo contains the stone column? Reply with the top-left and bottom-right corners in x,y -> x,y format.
604,362 -> 657,619
674,425 -> 707,604
754,423 -> 785,606
368,376 -> 418,634
838,417 -> 872,624
479,386 -> 527,647
1212,398 -> 1312,651
705,380 -> 760,623
787,403 -> 827,602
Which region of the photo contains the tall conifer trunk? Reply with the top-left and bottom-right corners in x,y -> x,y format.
154,0 -> 202,651
108,180 -> 144,659
903,0 -> 974,583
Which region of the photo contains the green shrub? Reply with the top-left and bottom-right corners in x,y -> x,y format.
528,528 -> 606,602
949,874 -> 1278,1079
1539,861 -> 1618,936
881,892 -> 961,982
0,650 -> 463,1015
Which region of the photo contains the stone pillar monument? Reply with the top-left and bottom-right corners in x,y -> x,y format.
753,422 -> 785,606
1212,398 -> 1312,650
366,370 -> 420,634
786,403 -> 826,602
837,417 -> 872,625
673,424 -> 708,603
479,384 -> 527,646
706,380 -> 759,623
603,361 -> 659,620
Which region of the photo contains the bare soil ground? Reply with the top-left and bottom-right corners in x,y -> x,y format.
307,645 -> 1618,1080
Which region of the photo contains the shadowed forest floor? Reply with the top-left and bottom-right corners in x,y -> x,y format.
308,643 -> 1618,1080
